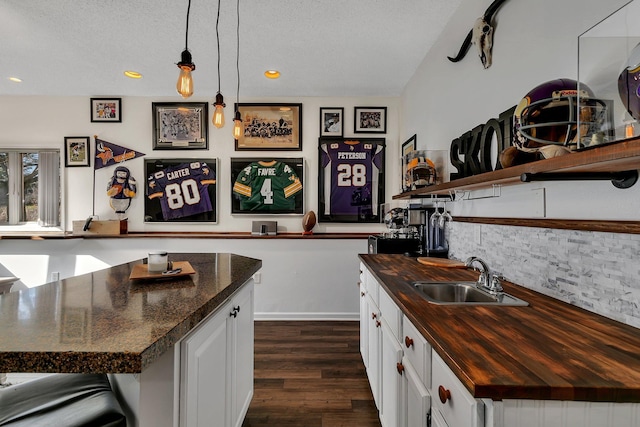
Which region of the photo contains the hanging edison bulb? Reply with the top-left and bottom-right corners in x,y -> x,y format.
233,110 -> 244,139
176,50 -> 195,98
212,92 -> 226,128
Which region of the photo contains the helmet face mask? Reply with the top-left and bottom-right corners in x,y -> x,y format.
513,79 -> 609,155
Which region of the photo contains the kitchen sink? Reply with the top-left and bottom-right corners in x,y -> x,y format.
413,281 -> 529,306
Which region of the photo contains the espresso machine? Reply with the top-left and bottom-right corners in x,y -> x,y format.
367,203 -> 448,257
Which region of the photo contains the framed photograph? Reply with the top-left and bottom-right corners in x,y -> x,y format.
318,137 -> 385,223
152,102 -> 208,150
234,103 -> 302,151
90,98 -> 121,123
354,106 -> 387,134
64,136 -> 91,167
231,157 -> 304,214
401,134 -> 417,192
402,134 -> 417,156
144,158 -> 217,223
320,107 -> 344,137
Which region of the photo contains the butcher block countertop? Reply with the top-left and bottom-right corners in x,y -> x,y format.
0,253 -> 261,374
359,253 -> 640,403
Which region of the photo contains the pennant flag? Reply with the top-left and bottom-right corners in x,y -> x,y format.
94,136 -> 145,170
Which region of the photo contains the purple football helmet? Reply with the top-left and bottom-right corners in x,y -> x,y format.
618,43 -> 640,122
513,78 -> 608,151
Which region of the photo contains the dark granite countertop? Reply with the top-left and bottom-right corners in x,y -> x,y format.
0,253 -> 261,374
359,254 -> 640,403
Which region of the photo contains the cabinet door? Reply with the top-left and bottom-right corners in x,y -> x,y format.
367,294 -> 381,409
403,356 -> 430,427
431,408 -> 449,427
380,320 -> 403,427
180,303 -> 231,427
232,281 -> 254,427
359,281 -> 369,369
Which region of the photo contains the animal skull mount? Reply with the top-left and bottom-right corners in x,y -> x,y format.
447,0 -> 509,69
472,17 -> 494,69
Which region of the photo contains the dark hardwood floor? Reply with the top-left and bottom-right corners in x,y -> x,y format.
242,321 -> 381,427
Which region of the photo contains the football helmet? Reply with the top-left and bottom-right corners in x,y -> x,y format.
406,153 -> 437,189
513,78 -> 609,155
618,42 -> 640,122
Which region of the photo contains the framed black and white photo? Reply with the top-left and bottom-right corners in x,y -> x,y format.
354,106 -> 387,134
401,134 -> 417,192
320,107 -> 343,137
231,157 -> 304,214
64,136 -> 90,167
234,103 -> 302,151
90,98 -> 121,123
318,137 -> 385,223
152,102 -> 208,150
144,158 -> 217,223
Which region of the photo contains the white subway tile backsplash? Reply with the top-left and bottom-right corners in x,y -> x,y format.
447,222 -> 640,328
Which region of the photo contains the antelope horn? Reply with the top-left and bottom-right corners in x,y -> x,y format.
483,0 -> 508,21
447,30 -> 472,63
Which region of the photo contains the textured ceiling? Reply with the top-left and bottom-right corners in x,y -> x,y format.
0,0 -> 462,98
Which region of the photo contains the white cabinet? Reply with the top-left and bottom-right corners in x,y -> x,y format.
402,357 -> 430,427
380,320 -> 403,427
180,280 -> 255,427
431,351 -> 484,427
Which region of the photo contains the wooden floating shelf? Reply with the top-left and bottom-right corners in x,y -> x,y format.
393,136 -> 640,199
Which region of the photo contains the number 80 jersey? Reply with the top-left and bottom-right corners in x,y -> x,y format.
320,139 -> 384,217
147,162 -> 216,220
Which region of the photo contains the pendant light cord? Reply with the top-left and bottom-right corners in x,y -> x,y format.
216,0 -> 222,92
236,0 -> 240,105
185,0 -> 191,50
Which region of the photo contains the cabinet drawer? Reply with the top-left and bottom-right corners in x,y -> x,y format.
379,287 -> 401,342
402,316 -> 431,387
363,268 -> 379,307
432,351 -> 483,427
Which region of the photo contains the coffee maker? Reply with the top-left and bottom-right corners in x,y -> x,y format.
367,202 -> 448,257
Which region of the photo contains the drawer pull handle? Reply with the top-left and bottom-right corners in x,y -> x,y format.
405,336 -> 414,348
371,313 -> 377,320
376,320 -> 381,328
396,362 -> 404,375
438,385 -> 451,404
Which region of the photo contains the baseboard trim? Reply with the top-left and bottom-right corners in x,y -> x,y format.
254,312 -> 359,321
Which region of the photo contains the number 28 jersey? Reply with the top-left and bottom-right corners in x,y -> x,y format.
147,162 -> 216,220
320,140 -> 384,217
233,161 -> 302,211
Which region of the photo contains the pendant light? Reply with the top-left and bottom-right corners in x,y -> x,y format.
212,0 -> 225,128
232,0 -> 243,139
176,0 -> 195,98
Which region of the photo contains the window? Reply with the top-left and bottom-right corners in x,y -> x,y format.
0,150 -> 60,227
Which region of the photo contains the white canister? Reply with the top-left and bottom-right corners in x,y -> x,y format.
148,251 -> 168,272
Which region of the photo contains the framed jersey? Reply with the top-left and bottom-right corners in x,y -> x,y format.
231,157 -> 304,215
144,158 -> 217,223
318,137 -> 385,223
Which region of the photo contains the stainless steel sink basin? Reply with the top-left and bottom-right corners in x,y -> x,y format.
413,281 -> 529,306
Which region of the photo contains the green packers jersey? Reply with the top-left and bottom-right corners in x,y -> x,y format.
233,160 -> 302,212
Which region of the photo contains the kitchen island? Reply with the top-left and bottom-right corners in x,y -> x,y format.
0,252 -> 261,427
359,254 -> 640,426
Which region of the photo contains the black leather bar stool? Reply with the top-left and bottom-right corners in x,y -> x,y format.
0,373 -> 126,426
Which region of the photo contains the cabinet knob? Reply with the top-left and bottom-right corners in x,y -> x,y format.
234,305 -> 240,313
396,362 -> 404,375
230,310 -> 238,318
405,336 -> 414,348
361,292 -> 366,297
375,320 -> 381,328
438,385 -> 451,404
371,312 -> 377,320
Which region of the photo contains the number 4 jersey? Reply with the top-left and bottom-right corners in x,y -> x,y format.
147,161 -> 216,220
320,139 -> 384,218
233,160 -> 303,212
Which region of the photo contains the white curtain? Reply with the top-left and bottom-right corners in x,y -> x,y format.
38,150 -> 60,227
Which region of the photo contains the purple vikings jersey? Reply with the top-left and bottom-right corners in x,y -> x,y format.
147,162 -> 216,220
320,140 -> 384,217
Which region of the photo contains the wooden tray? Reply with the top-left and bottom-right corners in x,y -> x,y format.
129,261 -> 196,280
416,257 -> 467,269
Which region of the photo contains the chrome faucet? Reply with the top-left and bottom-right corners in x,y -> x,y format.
464,256 -> 503,294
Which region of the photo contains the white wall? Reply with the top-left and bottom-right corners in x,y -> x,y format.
401,0 -> 640,220
0,95 -> 397,233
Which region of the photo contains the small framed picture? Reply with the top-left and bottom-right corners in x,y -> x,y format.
320,107 -> 344,137
402,134 -> 417,156
354,106 -> 387,134
64,136 -> 91,167
90,98 -> 122,123
234,103 -> 302,151
152,102 -> 209,150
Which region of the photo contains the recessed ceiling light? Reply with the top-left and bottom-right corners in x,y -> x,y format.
124,70 -> 143,79
264,70 -> 280,79
8,77 -> 22,83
